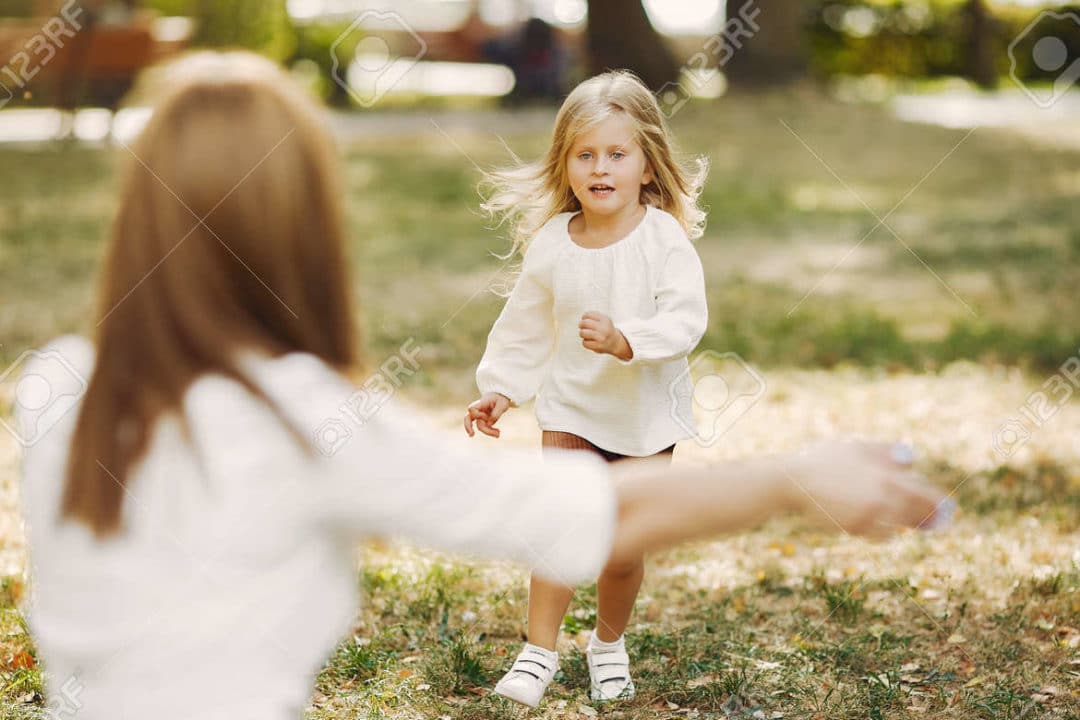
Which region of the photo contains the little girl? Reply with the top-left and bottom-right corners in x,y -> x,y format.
464,71 -> 709,707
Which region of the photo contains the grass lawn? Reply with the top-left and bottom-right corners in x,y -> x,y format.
1,90 -> 1078,718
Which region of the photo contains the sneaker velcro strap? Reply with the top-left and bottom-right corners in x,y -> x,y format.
591,650 -> 630,666
593,665 -> 628,684
591,651 -> 630,683
509,667 -> 542,681
514,658 -> 552,672
512,651 -> 554,676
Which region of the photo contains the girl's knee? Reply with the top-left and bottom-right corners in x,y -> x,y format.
601,556 -> 644,578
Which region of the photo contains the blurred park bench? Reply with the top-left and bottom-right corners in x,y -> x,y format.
0,1 -> 190,128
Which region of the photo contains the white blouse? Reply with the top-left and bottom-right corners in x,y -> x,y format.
16,335 -> 616,720
477,204 -> 709,456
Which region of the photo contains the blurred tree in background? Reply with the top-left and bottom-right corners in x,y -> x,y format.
725,0 -> 811,89
143,0 -> 295,62
806,0 -> 1079,88
964,0 -> 997,88
585,0 -> 679,90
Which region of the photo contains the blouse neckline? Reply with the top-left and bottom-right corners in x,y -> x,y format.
564,203 -> 653,252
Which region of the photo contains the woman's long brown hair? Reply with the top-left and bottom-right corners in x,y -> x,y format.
63,51 -> 358,539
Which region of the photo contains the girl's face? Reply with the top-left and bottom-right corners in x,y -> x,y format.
566,112 -> 653,218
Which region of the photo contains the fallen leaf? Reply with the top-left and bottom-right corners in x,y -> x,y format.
578,704 -> 598,717
947,633 -> 966,644
12,652 -> 34,670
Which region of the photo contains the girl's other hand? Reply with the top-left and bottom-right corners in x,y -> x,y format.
579,312 -> 632,360
464,392 -> 512,438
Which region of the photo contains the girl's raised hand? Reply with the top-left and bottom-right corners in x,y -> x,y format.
579,312 -> 633,360
464,392 -> 512,438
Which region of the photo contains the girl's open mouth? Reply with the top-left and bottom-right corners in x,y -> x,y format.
589,184 -> 614,198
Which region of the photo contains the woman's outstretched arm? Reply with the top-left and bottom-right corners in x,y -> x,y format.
607,440 -> 944,566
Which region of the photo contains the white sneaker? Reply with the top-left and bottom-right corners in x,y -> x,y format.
493,643 -> 559,708
587,635 -> 635,702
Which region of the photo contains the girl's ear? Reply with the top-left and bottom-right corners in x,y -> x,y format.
641,164 -> 654,186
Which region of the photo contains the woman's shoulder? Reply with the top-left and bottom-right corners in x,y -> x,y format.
21,334 -> 96,378
236,349 -> 350,412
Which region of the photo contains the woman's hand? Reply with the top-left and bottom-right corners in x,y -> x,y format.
787,440 -> 947,539
464,392 -> 512,438
579,312 -> 633,361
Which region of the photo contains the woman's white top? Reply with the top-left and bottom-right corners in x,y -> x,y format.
15,335 -> 616,720
477,204 -> 709,456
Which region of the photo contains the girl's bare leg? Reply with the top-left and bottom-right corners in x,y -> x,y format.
526,572 -> 575,650
525,431 -> 598,650
595,554 -> 644,642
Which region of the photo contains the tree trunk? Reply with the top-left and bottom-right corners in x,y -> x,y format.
965,0 -> 997,89
723,0 -> 810,89
586,0 -> 679,91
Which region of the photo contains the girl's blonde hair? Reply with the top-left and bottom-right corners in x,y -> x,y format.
64,51 -> 358,538
481,70 -> 708,258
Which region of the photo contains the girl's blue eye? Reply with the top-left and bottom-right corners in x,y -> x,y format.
578,152 -> 591,160
611,151 -> 625,160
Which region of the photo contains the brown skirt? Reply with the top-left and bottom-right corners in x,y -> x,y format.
541,430 -> 675,464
